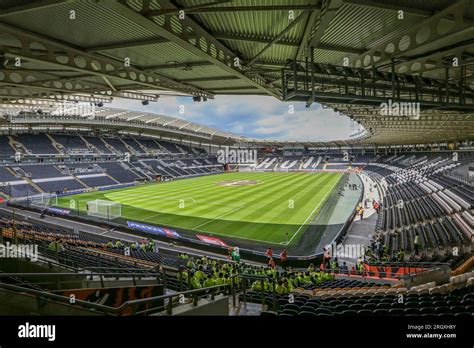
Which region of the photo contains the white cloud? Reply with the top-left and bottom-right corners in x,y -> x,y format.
110,95 -> 355,141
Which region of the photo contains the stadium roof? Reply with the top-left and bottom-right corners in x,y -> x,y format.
0,0 -> 473,145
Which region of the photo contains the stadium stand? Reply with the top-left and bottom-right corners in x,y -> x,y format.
97,162 -> 143,183
0,133 -> 223,195
122,138 -> 146,154
14,134 -> 58,155
361,153 -> 473,263
1,214 -> 472,319
82,136 -> 112,154
51,134 -> 90,153
0,136 -> 16,156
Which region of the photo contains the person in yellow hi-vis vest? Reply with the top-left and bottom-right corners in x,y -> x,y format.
414,232 -> 420,256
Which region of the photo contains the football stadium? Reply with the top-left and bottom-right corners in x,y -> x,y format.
0,0 -> 473,345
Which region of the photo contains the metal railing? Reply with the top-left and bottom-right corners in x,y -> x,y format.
0,278 -> 229,316
0,271 -> 162,290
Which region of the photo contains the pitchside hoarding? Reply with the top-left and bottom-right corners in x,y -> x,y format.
196,234 -> 228,247
127,221 -> 181,239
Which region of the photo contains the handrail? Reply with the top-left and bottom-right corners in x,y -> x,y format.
0,281 -> 229,315
82,267 -> 160,271
0,272 -> 162,278
365,261 -> 450,267
0,271 -> 266,315
0,282 -> 128,314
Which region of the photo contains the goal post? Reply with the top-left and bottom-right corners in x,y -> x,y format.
30,193 -> 58,209
86,199 -> 121,220
237,163 -> 257,172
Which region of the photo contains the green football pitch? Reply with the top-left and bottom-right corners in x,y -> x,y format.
57,172 -> 342,245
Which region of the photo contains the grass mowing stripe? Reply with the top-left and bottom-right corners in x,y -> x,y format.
87,173 -> 293,224
241,173 -> 336,242
191,204 -> 246,230
187,173 -> 311,229
236,173 -> 326,223
182,172 -> 303,218
58,172 -> 343,245
105,172 -> 270,210
143,172 -> 298,220
187,173 -> 335,243
286,174 -> 342,245
256,175 -> 335,239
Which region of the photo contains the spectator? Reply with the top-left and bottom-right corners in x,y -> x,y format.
356,258 -> 364,274
48,237 -> 63,253
268,257 -> 276,269
203,274 -> 214,287
195,265 -> 205,282
334,257 -> 339,270
189,271 -> 202,289
215,272 -> 225,285
186,257 -> 196,269
265,247 -> 273,259
148,238 -> 155,252
414,232 -> 420,256
275,280 -> 286,295
231,247 -> 240,262
374,201 -> 381,213
323,246 -> 331,268
279,249 -> 288,267
340,261 -> 349,274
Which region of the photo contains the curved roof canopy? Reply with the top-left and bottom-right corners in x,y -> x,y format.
0,0 -> 473,145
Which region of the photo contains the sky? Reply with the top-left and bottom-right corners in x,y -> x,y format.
110,95 -> 356,142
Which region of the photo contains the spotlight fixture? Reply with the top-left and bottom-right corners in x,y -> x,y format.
97,102 -> 104,107
202,97 -> 207,102
142,100 -> 149,106
192,96 -> 201,102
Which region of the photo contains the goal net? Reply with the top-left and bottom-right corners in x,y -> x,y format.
237,163 -> 256,172
30,193 -> 58,209
276,167 -> 289,172
87,199 -> 121,220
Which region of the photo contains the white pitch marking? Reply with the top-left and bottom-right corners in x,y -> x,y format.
191,204 -> 246,230
284,178 -> 341,245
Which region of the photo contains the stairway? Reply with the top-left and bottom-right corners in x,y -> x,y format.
45,134 -> 63,154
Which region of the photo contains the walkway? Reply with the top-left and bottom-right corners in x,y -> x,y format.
338,172 -> 381,266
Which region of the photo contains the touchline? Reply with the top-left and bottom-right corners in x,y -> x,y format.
18,322 -> 56,341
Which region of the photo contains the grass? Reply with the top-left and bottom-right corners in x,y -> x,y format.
57,172 -> 342,245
